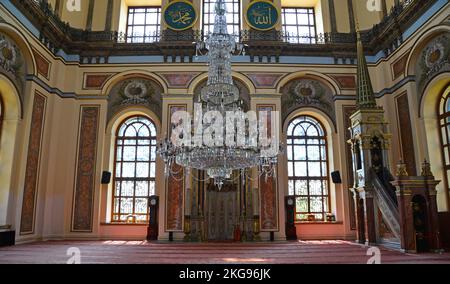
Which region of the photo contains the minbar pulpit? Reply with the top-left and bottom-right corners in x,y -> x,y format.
391,161 -> 442,253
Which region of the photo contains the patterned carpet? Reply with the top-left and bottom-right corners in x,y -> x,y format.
0,240 -> 449,264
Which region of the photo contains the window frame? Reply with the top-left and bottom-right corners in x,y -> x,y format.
126,6 -> 162,43
438,86 -> 450,209
202,0 -> 241,39
111,115 -> 158,224
286,115 -> 331,222
281,7 -> 317,44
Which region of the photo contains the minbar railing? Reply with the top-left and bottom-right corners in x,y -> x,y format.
370,168 -> 401,240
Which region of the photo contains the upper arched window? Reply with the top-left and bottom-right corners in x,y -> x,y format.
112,116 -> 157,223
439,87 -> 450,205
203,0 -> 241,39
287,116 -> 329,221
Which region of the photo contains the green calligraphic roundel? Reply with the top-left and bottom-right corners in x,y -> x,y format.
245,0 -> 280,31
163,0 -> 198,31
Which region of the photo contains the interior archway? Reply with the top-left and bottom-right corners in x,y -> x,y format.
102,107 -> 162,225
0,74 -> 22,227
283,108 -> 338,223
421,74 -> 450,212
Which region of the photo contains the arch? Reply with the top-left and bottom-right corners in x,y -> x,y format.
0,74 -> 22,226
105,74 -> 164,125
0,73 -> 22,120
276,71 -> 341,95
111,115 -> 158,223
280,74 -> 337,132
285,113 -> 331,221
406,25 -> 450,77
102,70 -> 168,96
188,71 -> 256,95
421,74 -> 450,211
282,108 -> 337,217
102,107 -> 162,224
420,72 -> 450,117
106,106 -> 162,138
0,22 -> 37,76
283,108 -> 336,141
191,75 -> 252,110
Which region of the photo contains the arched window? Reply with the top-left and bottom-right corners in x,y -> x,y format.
203,0 -> 241,39
113,116 -> 157,223
439,87 -> 450,204
287,116 -> 329,221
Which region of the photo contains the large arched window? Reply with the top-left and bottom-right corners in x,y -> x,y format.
113,116 -> 157,223
287,116 -> 329,221
439,87 -> 450,205
203,0 -> 241,39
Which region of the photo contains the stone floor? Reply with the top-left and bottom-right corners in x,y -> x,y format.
0,240 -> 449,264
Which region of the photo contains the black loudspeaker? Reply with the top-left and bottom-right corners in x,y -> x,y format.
331,171 -> 342,184
101,171 -> 112,184
0,230 -> 15,247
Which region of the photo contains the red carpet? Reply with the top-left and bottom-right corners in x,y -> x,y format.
0,240 -> 449,264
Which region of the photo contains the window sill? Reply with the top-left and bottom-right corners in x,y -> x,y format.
101,222 -> 148,226
295,221 -> 343,225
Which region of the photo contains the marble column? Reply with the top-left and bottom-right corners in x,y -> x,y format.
328,0 -> 338,33
86,0 -> 95,30
347,0 -> 356,33
105,0 -> 114,31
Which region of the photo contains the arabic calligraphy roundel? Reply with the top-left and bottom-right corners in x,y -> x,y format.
245,0 -> 280,31
163,0 -> 198,31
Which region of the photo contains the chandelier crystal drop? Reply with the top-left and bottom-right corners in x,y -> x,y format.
158,0 -> 282,189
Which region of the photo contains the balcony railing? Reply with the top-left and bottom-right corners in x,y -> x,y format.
115,29 -> 359,45
12,0 -> 432,60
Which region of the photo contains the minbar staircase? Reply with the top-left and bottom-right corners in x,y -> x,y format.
370,168 -> 401,246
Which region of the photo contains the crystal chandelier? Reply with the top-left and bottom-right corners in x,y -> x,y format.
158,0 -> 282,189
